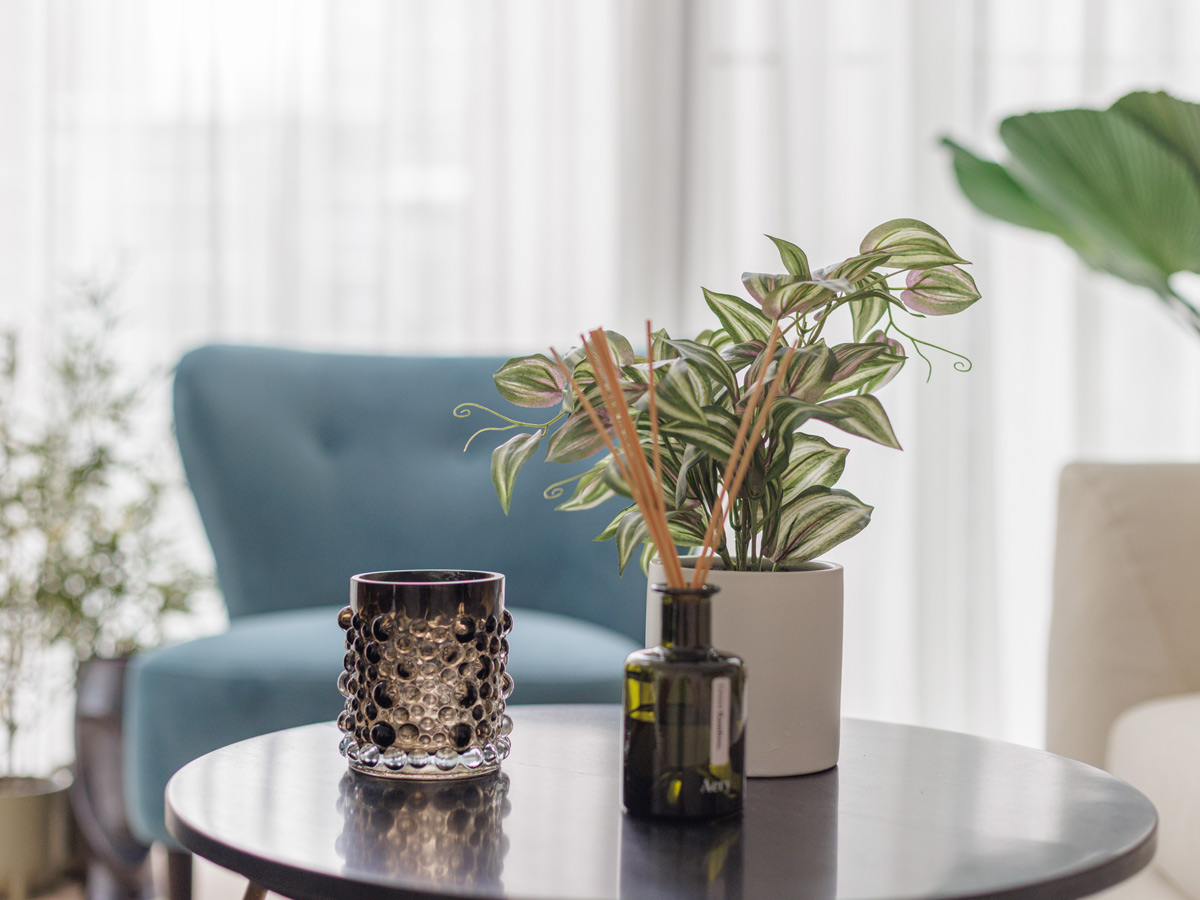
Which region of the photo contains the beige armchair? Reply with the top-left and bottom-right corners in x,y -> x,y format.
1048,462 -> 1200,900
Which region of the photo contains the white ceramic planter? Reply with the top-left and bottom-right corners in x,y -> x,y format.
645,559 -> 843,778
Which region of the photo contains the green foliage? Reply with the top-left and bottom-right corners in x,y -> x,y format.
0,282 -> 209,773
944,90 -> 1200,336
462,219 -> 979,575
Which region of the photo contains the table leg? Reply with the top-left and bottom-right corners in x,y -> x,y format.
242,881 -> 267,900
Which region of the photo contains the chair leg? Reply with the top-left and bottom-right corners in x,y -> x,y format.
166,850 -> 192,900
242,883 -> 267,900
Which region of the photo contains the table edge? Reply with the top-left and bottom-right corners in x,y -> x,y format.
165,712 -> 1160,900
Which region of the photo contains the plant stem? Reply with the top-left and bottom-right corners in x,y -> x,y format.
1163,285 -> 1200,340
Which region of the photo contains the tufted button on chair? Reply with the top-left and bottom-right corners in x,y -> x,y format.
123,345 -> 644,899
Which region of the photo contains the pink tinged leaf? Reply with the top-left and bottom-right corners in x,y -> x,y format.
545,411 -> 610,464
763,280 -> 837,318
867,330 -> 906,355
900,266 -> 981,316
493,354 -> 568,407
830,343 -> 887,383
742,272 -> 785,304
603,330 -> 636,367
859,218 -> 969,268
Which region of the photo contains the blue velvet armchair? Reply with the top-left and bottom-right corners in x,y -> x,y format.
123,346 -> 643,863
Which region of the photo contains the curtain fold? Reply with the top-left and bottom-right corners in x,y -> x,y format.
2,0 -> 1198,749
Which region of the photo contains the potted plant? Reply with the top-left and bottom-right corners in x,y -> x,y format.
944,90 -> 1200,336
0,282 -> 207,898
460,218 -> 979,775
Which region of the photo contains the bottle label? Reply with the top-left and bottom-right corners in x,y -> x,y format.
710,676 -> 731,767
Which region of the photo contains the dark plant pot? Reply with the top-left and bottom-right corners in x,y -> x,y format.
0,770 -> 73,900
72,656 -> 152,900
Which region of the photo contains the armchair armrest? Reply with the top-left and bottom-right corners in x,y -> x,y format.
1109,693 -> 1200,900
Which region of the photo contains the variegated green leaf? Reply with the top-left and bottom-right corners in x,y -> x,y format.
662,338 -> 739,400
650,328 -> 680,361
769,396 -> 833,437
635,509 -> 709,573
780,435 -> 848,504
816,395 -> 902,449
660,405 -> 740,464
639,541 -> 659,576
545,411 -> 608,463
561,346 -> 589,372
761,280 -> 836,319
742,272 -> 800,305
555,460 -> 617,510
614,508 -> 650,575
860,218 -> 970,269
849,292 -> 891,341
773,487 -> 873,563
854,332 -> 907,394
901,266 -> 981,315
667,510 -> 708,548
830,250 -> 894,283
824,352 -> 905,398
721,340 -> 765,374
703,288 -> 773,343
595,503 -> 634,542
830,342 -> 887,382
767,235 -> 812,279
653,359 -> 709,426
493,354 -> 566,408
780,342 -> 838,403
600,454 -> 633,499
674,443 -> 706,508
603,330 -> 636,366
490,431 -> 543,514
697,327 -> 734,351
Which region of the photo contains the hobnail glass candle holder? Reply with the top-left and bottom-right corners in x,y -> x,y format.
336,570 -> 514,780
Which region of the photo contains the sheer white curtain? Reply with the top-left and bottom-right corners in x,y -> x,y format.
3,0 -> 1199,749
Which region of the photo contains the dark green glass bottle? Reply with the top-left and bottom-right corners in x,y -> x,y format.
622,583 -> 747,819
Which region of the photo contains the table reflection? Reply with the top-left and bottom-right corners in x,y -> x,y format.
616,766 -> 839,900
742,766 -> 838,900
335,770 -> 510,890
620,814 -> 744,900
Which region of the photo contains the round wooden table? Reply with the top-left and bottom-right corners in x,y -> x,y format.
166,705 -> 1156,900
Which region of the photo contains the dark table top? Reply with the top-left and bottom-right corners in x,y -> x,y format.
166,705 -> 1156,900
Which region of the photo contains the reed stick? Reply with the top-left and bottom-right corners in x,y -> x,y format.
550,347 -> 635,493
554,323 -> 795,594
585,331 -> 686,588
690,342 -> 797,587
688,323 -> 782,584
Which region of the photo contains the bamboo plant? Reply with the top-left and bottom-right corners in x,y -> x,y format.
0,283 -> 207,774
459,219 -> 980,575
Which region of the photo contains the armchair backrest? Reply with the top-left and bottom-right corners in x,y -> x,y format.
173,344 -> 644,641
1046,462 -> 1200,767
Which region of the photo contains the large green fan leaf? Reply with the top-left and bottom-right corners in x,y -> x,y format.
1000,107 -> 1200,288
1111,91 -> 1200,191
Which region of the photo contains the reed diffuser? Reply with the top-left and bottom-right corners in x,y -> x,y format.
555,323 -> 794,819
